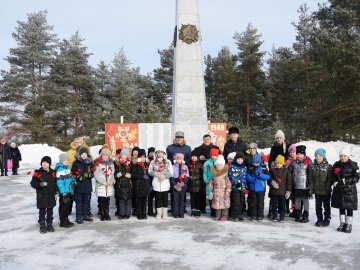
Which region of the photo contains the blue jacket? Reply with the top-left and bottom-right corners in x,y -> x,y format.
166,142 -> 192,165
246,165 -> 270,192
228,162 -> 248,191
55,162 -> 76,195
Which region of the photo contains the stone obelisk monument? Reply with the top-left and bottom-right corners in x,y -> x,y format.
171,0 -> 208,148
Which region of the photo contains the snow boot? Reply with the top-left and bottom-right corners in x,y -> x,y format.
83,215 -> 93,222
300,211 -> 309,223
39,221 -> 47,234
60,218 -> 71,228
105,210 -> 111,221
337,215 -> 346,232
66,217 -> 74,227
156,208 -> 162,220
294,210 -> 302,222
46,220 -> 55,232
76,216 -> 83,224
344,216 -> 353,233
320,218 -> 330,227
162,207 -> 168,220
100,209 -> 106,221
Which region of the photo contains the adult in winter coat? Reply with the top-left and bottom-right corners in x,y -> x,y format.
166,131 -> 192,165
94,148 -> 115,221
268,130 -> 291,169
30,156 -> 57,234
223,127 -> 248,163
308,148 -> 333,227
331,146 -> 359,233
131,149 -> 151,220
268,155 -> 292,222
188,151 -> 204,217
67,137 -> 91,168
171,153 -> 189,218
0,138 -> 11,176
9,142 -> 22,175
148,147 -> 173,220
114,147 -> 133,219
71,146 -> 94,224
55,153 -> 76,228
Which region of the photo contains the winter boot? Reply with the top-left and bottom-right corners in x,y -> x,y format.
66,217 -> 74,227
294,210 -> 302,222
46,220 -> 55,232
344,216 -> 353,233
219,216 -> 228,221
105,209 -> 111,221
148,209 -> 155,217
320,218 -> 330,227
100,209 -> 106,221
162,207 -> 168,220
156,208 -> 162,220
315,218 -> 323,227
337,215 -> 346,232
39,221 -> 47,234
83,215 -> 93,222
60,218 -> 71,228
197,210 -> 201,218
190,209 -> 195,217
300,211 -> 309,223
76,216 -> 83,224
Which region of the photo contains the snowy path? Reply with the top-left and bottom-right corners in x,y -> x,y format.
0,173 -> 359,270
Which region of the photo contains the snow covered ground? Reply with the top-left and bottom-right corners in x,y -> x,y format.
0,141 -> 359,270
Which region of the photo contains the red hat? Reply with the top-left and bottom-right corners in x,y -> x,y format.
210,148 -> 219,157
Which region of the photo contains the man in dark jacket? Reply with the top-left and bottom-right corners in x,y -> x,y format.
193,134 -> 220,164
223,127 -> 248,161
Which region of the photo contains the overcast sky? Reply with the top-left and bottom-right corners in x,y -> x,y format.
0,0 -> 326,75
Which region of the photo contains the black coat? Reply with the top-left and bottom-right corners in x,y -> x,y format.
268,142 -> 290,168
223,139 -> 247,161
114,162 -> 133,199
188,161 -> 203,193
331,160 -> 359,210
131,163 -> 150,198
0,143 -> 11,169
10,147 -> 22,169
71,158 -> 94,194
30,168 -> 57,209
193,144 -> 220,164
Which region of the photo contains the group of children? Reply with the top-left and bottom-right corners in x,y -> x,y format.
30,139 -> 359,235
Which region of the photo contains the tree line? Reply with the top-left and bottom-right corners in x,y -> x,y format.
0,0 -> 359,149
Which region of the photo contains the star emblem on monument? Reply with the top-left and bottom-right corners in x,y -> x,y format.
178,23 -> 199,44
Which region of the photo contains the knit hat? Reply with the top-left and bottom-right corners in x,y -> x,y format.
288,144 -> 297,154
296,145 -> 306,155
210,148 -> 220,157
132,147 -> 140,155
339,145 -> 351,157
234,152 -> 245,160
41,156 -> 52,166
249,142 -> 258,149
314,148 -> 326,159
138,149 -> 146,157
175,153 -> 184,160
215,155 -> 225,166
155,146 -> 167,156
190,150 -> 197,157
100,148 -> 111,156
227,152 -> 236,161
252,154 -> 262,164
228,127 -> 239,135
175,131 -> 185,138
275,155 -> 286,165
59,153 -> 69,163
275,130 -> 285,140
120,147 -> 130,156
148,147 -> 155,154
78,146 -> 89,156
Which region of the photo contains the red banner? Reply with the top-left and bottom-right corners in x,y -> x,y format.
208,123 -> 227,151
105,123 -> 139,156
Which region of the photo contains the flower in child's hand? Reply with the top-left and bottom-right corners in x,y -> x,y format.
334,167 -> 341,174
27,171 -> 32,175
277,178 -> 282,184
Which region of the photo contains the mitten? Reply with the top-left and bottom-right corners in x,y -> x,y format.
271,180 -> 279,189
40,182 -> 48,187
143,175 -> 149,180
285,191 -> 291,200
125,173 -> 131,178
116,172 -> 122,178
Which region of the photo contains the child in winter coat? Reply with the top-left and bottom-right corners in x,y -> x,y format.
147,147 -> 156,217
285,144 -> 297,217
203,148 -> 219,217
268,155 -> 292,222
114,147 -> 133,219
331,145 -> 359,233
94,148 -> 115,221
71,147 -> 94,224
308,148 -> 333,227
188,151 -> 204,217
10,142 -> 22,175
132,149 -> 151,220
208,155 -> 231,221
289,145 -> 312,223
30,156 -> 57,234
55,153 -> 76,228
148,147 -> 173,220
247,154 -> 271,221
228,152 -> 248,221
171,153 -> 189,218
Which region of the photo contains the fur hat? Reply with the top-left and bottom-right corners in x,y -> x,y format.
138,149 -> 146,157
296,145 -> 306,155
339,145 -> 351,157
41,156 -> 52,166
148,147 -> 155,154
227,152 -> 236,161
210,148 -> 220,157
77,146 -> 89,156
59,153 -> 69,163
249,142 -> 258,149
314,148 -> 326,159
120,147 -> 130,156
288,144 -> 297,153
228,127 -> 239,134
234,152 -> 245,160
132,147 -> 140,155
275,155 -> 286,165
190,150 -> 198,157
175,131 -> 185,138
100,148 -> 111,156
275,130 -> 285,140
252,154 -> 262,164
215,155 -> 225,166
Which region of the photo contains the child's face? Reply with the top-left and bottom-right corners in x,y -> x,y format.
81,153 -> 88,160
229,133 -> 239,141
250,148 -> 257,155
191,155 -> 198,162
289,151 -> 296,159
140,156 -> 146,162
315,155 -> 323,163
121,154 -> 128,160
102,154 -> 110,161
236,158 -> 244,164
276,163 -> 283,169
211,155 -> 218,160
176,156 -> 183,164
62,159 -> 69,166
149,152 -> 154,158
340,155 -> 349,163
132,150 -> 138,157
42,162 -> 50,170
296,153 -> 305,161
215,164 -> 224,170
157,151 -> 164,158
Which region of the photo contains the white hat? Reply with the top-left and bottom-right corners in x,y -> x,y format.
339,145 -> 351,157
155,146 -> 167,156
275,130 -> 285,139
227,152 -> 236,161
215,155 -> 226,166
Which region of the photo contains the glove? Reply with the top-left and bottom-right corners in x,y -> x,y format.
285,191 -> 291,200
40,182 -> 48,187
143,175 -> 149,180
116,172 -> 122,178
271,180 -> 279,189
125,173 -> 131,178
